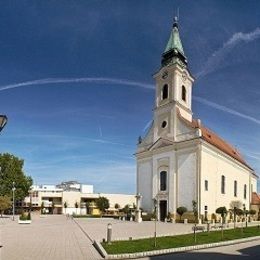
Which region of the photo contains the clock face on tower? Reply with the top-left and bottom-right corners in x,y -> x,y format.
182,72 -> 187,82
162,71 -> 168,79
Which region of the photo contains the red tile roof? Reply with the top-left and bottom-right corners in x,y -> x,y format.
177,109 -> 253,171
251,192 -> 260,205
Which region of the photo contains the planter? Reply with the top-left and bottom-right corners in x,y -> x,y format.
18,220 -> 32,224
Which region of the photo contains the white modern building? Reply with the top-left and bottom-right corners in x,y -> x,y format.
24,181 -> 136,215
136,18 -> 258,221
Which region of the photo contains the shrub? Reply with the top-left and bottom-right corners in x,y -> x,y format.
19,212 -> 31,221
211,213 -> 216,220
142,213 -> 155,221
236,208 -> 244,216
176,207 -> 187,221
249,209 -> 256,216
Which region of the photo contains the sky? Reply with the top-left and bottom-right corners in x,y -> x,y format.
0,0 -> 260,194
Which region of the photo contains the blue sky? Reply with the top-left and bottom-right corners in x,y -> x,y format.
0,0 -> 260,194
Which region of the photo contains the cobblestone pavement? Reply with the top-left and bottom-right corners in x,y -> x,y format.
0,215 -> 101,260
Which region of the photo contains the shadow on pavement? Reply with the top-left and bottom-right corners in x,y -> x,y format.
149,245 -> 260,259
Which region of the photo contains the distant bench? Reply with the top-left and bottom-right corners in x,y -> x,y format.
192,225 -> 205,231
211,224 -> 229,230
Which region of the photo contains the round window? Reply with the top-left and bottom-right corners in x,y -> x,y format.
161,121 -> 167,128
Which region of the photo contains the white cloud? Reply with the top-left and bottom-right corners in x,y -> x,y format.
197,27 -> 260,78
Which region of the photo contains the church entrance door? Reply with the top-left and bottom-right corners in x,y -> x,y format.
159,200 -> 167,221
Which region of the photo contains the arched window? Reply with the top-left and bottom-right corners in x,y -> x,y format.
205,180 -> 208,191
234,180 -> 237,197
221,175 -> 225,194
182,85 -> 186,102
160,171 -> 167,191
244,184 -> 247,199
162,84 -> 168,100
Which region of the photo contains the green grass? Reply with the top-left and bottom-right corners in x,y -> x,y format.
102,226 -> 260,255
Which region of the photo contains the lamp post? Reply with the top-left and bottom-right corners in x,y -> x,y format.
12,182 -> 16,221
0,115 -> 8,132
153,197 -> 158,247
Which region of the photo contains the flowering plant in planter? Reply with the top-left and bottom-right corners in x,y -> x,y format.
19,212 -> 32,224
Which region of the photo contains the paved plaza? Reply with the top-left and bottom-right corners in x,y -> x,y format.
0,215 -> 100,260
74,218 -> 194,242
1,215 -> 260,260
0,214 -> 196,260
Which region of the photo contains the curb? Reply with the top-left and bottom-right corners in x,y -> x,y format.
95,235 -> 260,259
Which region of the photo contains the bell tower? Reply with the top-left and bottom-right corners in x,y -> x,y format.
153,17 -> 194,142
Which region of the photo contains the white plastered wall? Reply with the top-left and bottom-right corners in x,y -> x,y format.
200,144 -> 255,215
137,158 -> 153,212
177,149 -> 197,210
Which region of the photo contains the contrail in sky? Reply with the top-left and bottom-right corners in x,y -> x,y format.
197,27 -> 260,79
194,96 -> 260,126
1,76 -> 259,126
0,77 -> 154,92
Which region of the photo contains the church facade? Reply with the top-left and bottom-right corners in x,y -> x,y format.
136,18 -> 258,221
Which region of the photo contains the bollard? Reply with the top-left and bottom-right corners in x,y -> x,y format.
207,222 -> 210,232
107,223 -> 112,244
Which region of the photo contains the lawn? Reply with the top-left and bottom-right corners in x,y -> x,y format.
102,226 -> 260,254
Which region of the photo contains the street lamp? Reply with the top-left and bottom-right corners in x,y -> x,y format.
0,115 -> 8,132
12,181 -> 16,221
153,197 -> 158,247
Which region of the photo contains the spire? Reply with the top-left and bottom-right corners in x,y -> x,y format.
161,17 -> 187,67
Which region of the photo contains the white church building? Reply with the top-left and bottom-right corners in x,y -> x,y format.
136,18 -> 258,221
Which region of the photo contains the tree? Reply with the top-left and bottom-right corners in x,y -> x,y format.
96,197 -> 109,215
41,201 -> 44,214
192,200 -> 198,243
114,203 -> 120,209
230,200 -> 242,228
122,204 -> 130,216
85,201 -> 90,215
249,209 -> 256,217
216,207 -> 228,222
216,206 -> 227,240
75,201 -> 79,215
236,208 -> 244,217
64,202 -> 68,214
192,200 -> 198,223
176,207 -> 187,221
51,201 -> 55,214
0,153 -> 33,201
243,205 -> 249,227
0,195 -> 11,217
230,200 -> 243,210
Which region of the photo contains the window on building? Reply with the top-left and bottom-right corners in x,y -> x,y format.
244,184 -> 247,199
160,171 -> 167,191
205,180 -> 208,191
234,180 -> 237,197
204,205 -> 208,221
221,175 -> 225,194
182,85 -> 186,102
161,121 -> 167,128
162,84 -> 168,100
